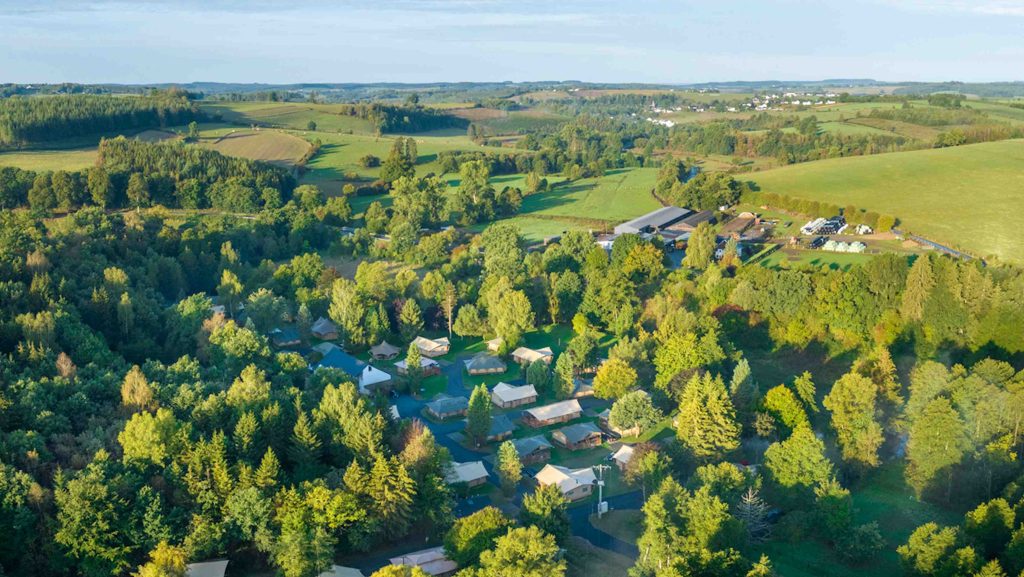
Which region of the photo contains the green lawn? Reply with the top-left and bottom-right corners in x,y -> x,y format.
590,509 -> 643,543
566,537 -> 634,577
747,139 -> 1024,263
756,248 -> 880,271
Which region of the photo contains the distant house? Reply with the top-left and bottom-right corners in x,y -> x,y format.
535,464 -> 596,502
390,547 -> 458,577
394,356 -> 441,377
413,336 -> 451,358
491,382 -> 538,409
484,414 -> 515,442
316,349 -> 392,394
370,341 -> 401,361
485,337 -> 503,352
270,328 -> 301,348
463,353 -> 507,375
511,346 -> 554,366
522,399 -> 582,428
512,436 -> 553,465
426,395 -> 469,420
310,317 -> 339,340
445,461 -> 489,487
552,422 -> 604,451
186,561 -> 229,577
610,444 -> 636,471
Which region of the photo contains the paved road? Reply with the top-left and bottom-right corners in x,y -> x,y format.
568,491 -> 643,558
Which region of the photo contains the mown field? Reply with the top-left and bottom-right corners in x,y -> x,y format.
747,139 -> 1024,263
0,148 -> 98,171
201,102 -> 376,133
198,129 -> 310,167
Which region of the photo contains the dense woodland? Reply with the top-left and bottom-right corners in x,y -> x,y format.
0,88 -> 1023,577
0,91 -> 199,147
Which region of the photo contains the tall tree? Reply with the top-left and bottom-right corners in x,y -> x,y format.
683,221 -> 716,269
906,397 -> 968,500
823,372 -> 884,470
519,484 -> 570,545
443,507 -> 512,567
466,384 -> 492,446
475,526 -> 565,577
901,256 -> 935,323
676,372 -> 741,459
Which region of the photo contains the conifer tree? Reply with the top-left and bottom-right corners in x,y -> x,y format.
824,372 -> 884,470
399,299 -> 424,342
404,342 -> 423,392
901,255 -> 934,323
496,441 -> 522,495
792,371 -> 818,414
254,448 -> 281,491
466,384 -> 492,446
676,372 -> 741,459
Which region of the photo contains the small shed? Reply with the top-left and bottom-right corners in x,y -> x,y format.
370,341 -> 401,360
611,444 -> 636,471
394,356 -> 441,376
511,346 -> 554,366
310,317 -> 339,340
463,353 -> 507,375
270,327 -> 301,348
445,461 -> 489,487
491,382 -> 538,409
512,436 -> 553,465
522,399 -> 582,428
413,336 -> 451,358
552,421 -> 603,451
426,395 -> 469,420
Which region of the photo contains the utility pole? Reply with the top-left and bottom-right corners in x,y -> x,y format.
595,464 -> 610,519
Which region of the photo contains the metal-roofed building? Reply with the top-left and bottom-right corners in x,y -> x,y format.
614,206 -> 692,235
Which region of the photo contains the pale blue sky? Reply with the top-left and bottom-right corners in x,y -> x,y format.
1,0 -> 1022,84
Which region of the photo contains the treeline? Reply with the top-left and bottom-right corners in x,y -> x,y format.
333,102 -> 468,133
0,92 -> 199,147
0,138 -> 295,212
669,118 -> 911,165
743,189 -> 898,232
868,105 -> 991,126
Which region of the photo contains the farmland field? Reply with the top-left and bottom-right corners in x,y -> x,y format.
747,139 -> 1024,263
201,102 -> 376,133
0,148 -> 98,171
199,130 -> 310,167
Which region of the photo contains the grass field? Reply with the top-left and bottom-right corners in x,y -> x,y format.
747,139 -> 1024,263
199,130 -> 310,167
0,148 -> 98,171
201,102 -> 376,133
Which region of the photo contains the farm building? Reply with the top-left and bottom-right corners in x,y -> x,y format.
511,346 -> 554,365
316,349 -> 392,394
445,461 -> 489,487
484,414 -> 516,442
491,382 -> 538,409
394,357 -> 441,376
390,547 -> 458,577
310,317 -> 338,340
370,341 -> 401,360
485,337 -> 503,352
270,328 -> 301,348
463,353 -> 507,375
522,399 -> 583,428
186,560 -> 229,577
803,215 -> 847,236
665,209 -> 716,235
552,422 -> 604,450
535,464 -> 596,502
513,436 -> 553,465
413,336 -> 451,358
426,395 -> 469,419
611,444 -> 636,471
615,206 -> 693,235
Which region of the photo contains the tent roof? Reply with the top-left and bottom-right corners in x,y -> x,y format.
491,382 -> 537,403
525,399 -> 581,422
186,560 -> 229,577
463,353 -> 507,371
535,464 -> 595,494
370,341 -> 401,356
445,461 -> 488,484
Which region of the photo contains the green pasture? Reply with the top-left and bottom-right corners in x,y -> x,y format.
0,148 -> 98,171
200,102 -> 376,133
747,139 -> 1024,263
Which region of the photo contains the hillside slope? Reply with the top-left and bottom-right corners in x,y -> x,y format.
747,140 -> 1024,263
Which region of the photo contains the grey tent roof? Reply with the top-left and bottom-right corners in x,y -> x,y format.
555,421 -> 602,445
463,353 -> 507,371
512,435 -> 553,456
427,395 -> 469,414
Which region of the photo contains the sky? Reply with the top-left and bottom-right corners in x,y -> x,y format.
1,0 -> 1023,84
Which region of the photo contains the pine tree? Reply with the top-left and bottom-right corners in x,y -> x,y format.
466,384 -> 492,446
901,255 -> 934,323
906,397 -> 968,500
404,342 -> 423,392
764,426 -> 834,506
254,447 -> 281,491
121,365 -> 154,412
746,555 -> 775,577
792,371 -> 818,414
736,487 -> 771,542
369,456 -> 416,539
823,372 -> 883,470
496,441 -> 522,495
399,299 -> 424,342
676,372 -> 741,459
289,407 -> 323,479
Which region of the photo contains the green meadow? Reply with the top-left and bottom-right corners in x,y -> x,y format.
747,139 -> 1024,263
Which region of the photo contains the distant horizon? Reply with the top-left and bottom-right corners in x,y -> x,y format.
10,79 -> 1024,88
2,0 -> 1023,85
